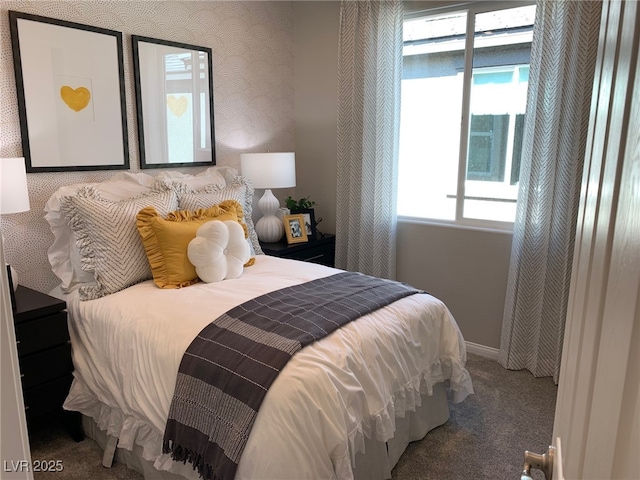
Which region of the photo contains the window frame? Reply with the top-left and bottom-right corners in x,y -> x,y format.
399,0 -> 536,232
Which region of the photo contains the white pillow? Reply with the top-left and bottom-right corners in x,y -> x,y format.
45,172 -> 155,292
154,167 -> 228,191
187,220 -> 250,282
61,189 -> 178,300
178,177 -> 263,256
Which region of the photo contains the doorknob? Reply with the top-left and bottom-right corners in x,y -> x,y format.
520,445 -> 555,480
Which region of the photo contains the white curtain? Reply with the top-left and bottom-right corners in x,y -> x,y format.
498,0 -> 603,383
335,0 -> 403,279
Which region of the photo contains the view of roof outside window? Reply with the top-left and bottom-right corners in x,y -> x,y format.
398,4 -> 536,226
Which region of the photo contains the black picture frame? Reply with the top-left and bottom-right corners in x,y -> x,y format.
292,208 -> 317,241
7,265 -> 16,311
9,11 -> 129,172
132,35 -> 216,169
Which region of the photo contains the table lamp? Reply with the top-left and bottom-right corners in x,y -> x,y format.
1,157 -> 31,297
240,152 -> 295,243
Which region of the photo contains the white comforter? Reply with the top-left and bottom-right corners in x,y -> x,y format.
63,255 -> 473,480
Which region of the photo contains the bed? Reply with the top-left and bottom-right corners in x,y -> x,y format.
44,167 -> 473,480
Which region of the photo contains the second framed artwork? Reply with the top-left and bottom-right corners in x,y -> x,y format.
132,35 -> 216,169
283,214 -> 308,244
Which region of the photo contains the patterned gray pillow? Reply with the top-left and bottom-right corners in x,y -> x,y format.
61,189 -> 179,300
177,177 -> 263,256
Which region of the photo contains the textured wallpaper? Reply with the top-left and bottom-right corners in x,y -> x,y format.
0,0 -> 295,293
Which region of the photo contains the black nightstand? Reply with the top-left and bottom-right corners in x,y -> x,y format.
13,285 -> 82,441
260,233 -> 336,267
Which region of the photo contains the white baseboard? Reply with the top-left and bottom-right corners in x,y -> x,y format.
465,341 -> 499,360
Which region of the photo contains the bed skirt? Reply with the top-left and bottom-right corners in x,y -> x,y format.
81,382 -> 449,480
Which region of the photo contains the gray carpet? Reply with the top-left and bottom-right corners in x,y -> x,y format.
29,353 -> 557,479
391,354 -> 556,480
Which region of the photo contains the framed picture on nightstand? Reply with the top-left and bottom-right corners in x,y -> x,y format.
292,208 -> 317,241
283,214 -> 308,244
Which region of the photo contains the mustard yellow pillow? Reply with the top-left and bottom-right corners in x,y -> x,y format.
136,200 -> 253,288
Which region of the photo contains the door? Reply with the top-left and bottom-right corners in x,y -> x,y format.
0,238 -> 33,479
522,1 -> 640,478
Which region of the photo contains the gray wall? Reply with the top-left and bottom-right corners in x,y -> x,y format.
293,1 -> 340,236
293,1 -> 513,350
397,222 -> 512,348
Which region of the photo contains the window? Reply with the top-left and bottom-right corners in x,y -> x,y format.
398,3 -> 536,227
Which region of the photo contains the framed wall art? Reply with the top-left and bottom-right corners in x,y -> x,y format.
9,11 -> 129,172
132,35 -> 215,169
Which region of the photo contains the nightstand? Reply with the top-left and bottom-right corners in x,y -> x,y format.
260,233 -> 336,267
13,285 -> 82,441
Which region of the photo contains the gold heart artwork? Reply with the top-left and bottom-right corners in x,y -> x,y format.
167,95 -> 188,117
60,86 -> 91,112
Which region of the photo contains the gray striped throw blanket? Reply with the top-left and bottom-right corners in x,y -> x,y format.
163,271 -> 422,480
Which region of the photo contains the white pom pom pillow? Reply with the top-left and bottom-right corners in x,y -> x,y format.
187,220 -> 251,283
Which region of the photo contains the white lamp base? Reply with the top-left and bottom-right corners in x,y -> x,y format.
255,189 -> 284,243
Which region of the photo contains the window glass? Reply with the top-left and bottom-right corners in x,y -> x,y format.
399,11 -> 468,220
398,4 -> 536,226
467,114 -> 509,182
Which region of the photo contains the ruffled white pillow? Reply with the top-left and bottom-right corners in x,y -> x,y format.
187,220 -> 251,283
45,172 -> 156,292
61,189 -> 179,300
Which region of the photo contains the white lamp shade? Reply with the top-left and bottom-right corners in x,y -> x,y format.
240,152 -> 296,189
0,157 -> 30,214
